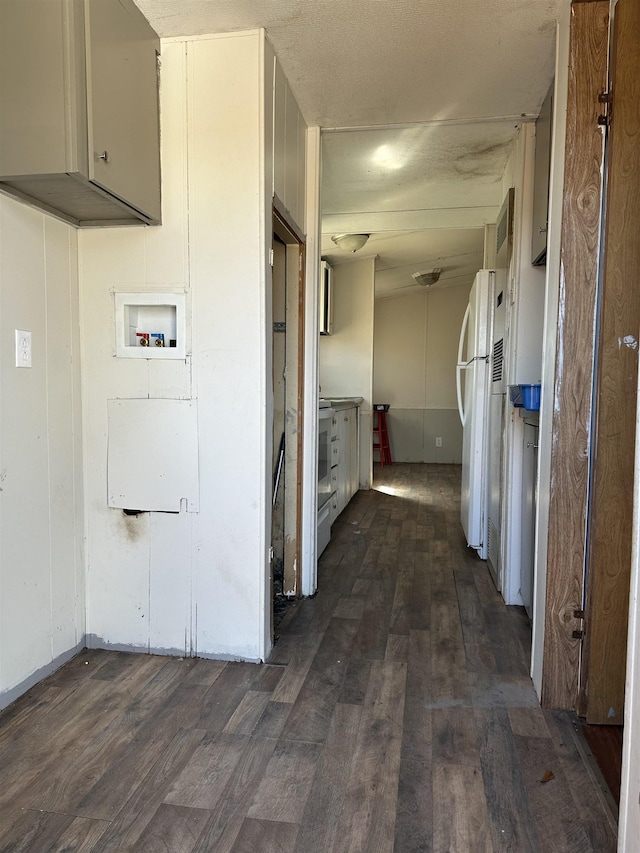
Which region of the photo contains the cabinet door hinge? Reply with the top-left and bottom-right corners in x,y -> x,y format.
269,248 -> 274,267
597,91 -> 612,127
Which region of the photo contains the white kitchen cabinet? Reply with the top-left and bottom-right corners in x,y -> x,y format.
349,408 -> 359,499
520,420 -> 539,619
273,59 -> 306,234
531,84 -> 553,265
330,405 -> 360,522
0,0 -> 161,226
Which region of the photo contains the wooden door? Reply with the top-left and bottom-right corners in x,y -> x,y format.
581,0 -> 640,724
541,0 -> 609,711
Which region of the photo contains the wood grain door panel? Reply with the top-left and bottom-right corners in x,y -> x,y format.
582,0 -> 640,724
541,0 -> 609,711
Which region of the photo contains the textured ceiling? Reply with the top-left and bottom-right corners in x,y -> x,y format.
134,0 -> 562,297
320,120 -> 517,295
135,0 -> 560,128
322,121 -> 517,232
321,229 -> 486,299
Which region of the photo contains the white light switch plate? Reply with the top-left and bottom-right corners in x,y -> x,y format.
15,330 -> 32,368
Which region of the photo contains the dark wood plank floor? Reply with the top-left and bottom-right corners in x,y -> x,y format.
0,464 -> 618,852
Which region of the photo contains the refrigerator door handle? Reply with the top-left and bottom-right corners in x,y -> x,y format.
456,302 -> 471,426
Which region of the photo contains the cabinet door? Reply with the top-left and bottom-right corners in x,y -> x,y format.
349,409 -> 359,499
338,411 -> 350,512
0,0 -> 72,177
273,60 -> 306,233
85,0 -> 161,222
531,84 -> 553,264
520,423 -> 538,619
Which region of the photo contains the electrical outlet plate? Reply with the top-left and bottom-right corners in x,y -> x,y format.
435,436 -> 442,447
15,329 -> 32,368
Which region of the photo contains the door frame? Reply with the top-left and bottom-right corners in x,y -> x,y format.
272,205 -> 306,599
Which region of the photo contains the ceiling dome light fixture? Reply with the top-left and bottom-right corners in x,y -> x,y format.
331,233 -> 370,253
412,268 -> 443,287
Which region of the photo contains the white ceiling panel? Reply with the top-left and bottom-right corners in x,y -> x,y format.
320,123 -> 512,297
135,0 -> 559,128
321,228 -> 485,298
322,123 -> 519,213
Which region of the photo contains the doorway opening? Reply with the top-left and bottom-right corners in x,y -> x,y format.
271,210 -> 305,633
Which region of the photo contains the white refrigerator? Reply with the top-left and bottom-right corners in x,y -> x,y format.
456,270 -> 494,559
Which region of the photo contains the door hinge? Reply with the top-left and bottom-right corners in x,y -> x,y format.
574,608 -> 585,620
269,546 -> 274,563
269,248 -> 274,267
597,91 -> 612,127
572,630 -> 584,641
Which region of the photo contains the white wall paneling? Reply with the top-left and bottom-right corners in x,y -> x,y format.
382,409 -> 464,464
531,6 -> 571,696
81,31 -> 306,663
301,126 -> 321,597
80,39 -> 191,657
621,359 -> 640,849
373,283 -> 471,463
500,122 -> 546,607
188,31 -> 268,661
0,196 -> 84,707
319,257 -> 375,489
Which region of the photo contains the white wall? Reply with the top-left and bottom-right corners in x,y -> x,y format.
0,195 -> 85,708
373,283 -> 471,463
301,127 -> 322,597
319,258 -> 375,488
500,123 -> 547,606
80,31 -> 301,663
620,364 -> 640,850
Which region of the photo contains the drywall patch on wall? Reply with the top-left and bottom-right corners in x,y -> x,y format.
107,398 -> 199,512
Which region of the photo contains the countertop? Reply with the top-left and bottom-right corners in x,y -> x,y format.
320,397 -> 364,409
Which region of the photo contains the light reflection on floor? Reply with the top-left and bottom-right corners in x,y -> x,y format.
373,484 -> 397,496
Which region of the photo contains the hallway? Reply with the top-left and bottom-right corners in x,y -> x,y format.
0,465 -> 617,851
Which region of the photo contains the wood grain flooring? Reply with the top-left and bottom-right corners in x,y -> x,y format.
0,464 -> 617,852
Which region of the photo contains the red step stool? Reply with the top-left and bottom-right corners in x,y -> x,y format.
373,408 -> 392,466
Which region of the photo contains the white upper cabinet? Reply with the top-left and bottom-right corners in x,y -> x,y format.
0,0 -> 161,226
273,60 -> 306,234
